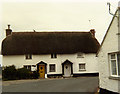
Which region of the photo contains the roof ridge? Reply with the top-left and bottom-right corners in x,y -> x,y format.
12,31 -> 90,33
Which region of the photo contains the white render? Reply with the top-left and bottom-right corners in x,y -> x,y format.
2,53 -> 98,77
97,10 -> 120,93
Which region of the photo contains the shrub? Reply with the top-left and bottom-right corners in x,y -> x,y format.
2,65 -> 17,80
31,71 -> 39,79
2,65 -> 39,80
16,68 -> 31,79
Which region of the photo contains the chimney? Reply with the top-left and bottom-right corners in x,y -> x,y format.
6,25 -> 12,36
90,29 -> 95,37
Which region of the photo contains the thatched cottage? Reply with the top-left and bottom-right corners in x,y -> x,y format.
2,25 -> 100,78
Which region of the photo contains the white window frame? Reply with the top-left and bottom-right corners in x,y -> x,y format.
79,63 -> 86,71
109,53 -> 120,77
25,54 -> 32,60
49,64 -> 56,72
51,54 -> 57,59
23,65 -> 31,71
77,52 -> 84,58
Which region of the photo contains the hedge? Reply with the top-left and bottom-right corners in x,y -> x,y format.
2,65 -> 39,80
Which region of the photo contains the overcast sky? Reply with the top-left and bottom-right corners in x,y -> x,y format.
0,0 -> 119,65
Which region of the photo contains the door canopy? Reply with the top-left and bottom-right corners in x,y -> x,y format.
37,61 -> 47,65
62,59 -> 73,65
37,61 -> 47,74
62,59 -> 73,75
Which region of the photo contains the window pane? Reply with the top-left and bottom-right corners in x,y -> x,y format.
26,55 -> 28,59
79,64 -> 85,70
28,66 -> 31,71
24,66 -> 27,69
117,54 -> 120,76
111,54 -> 115,59
51,54 -> 57,58
29,54 -> 32,59
51,54 -> 53,58
77,53 -> 84,58
26,54 -> 32,59
50,64 -> 55,72
54,54 -> 57,58
111,60 -> 117,75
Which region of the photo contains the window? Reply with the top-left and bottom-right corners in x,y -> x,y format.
24,65 -> 31,71
26,54 -> 32,59
49,64 -> 55,72
77,53 -> 84,58
109,53 -> 120,77
79,64 -> 86,71
51,54 -> 57,58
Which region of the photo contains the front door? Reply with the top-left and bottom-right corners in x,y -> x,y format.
39,65 -> 45,78
64,64 -> 71,77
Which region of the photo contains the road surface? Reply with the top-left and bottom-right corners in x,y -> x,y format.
2,77 -> 98,93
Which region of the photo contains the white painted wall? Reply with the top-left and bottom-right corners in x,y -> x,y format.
2,53 -> 98,75
98,10 -> 120,93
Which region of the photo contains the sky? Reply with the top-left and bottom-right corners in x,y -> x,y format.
0,0 -> 119,65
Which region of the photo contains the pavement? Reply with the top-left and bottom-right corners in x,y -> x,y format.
2,77 -> 99,93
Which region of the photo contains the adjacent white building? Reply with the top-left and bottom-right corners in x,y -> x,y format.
2,25 -> 100,78
97,6 -> 120,94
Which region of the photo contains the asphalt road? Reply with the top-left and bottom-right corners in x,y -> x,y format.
2,77 -> 98,93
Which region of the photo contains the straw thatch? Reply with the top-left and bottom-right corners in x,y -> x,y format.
2,32 -> 100,55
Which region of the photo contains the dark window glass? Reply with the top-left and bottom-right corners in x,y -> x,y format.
111,54 -> 115,59
26,54 -> 32,59
24,66 -> 27,69
23,65 -> 31,71
49,64 -> 55,72
77,53 -> 84,58
28,66 -> 31,71
79,64 -> 85,70
51,54 -> 57,58
111,60 -> 117,75
117,53 -> 120,76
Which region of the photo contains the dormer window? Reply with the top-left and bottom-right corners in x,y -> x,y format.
51,54 -> 57,58
26,54 -> 32,59
77,53 -> 84,58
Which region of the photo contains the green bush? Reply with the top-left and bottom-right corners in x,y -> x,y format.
2,65 -> 39,80
31,71 -> 39,79
16,68 -> 31,79
2,65 -> 17,80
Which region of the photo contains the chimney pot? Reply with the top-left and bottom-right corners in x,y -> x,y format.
6,24 -> 12,37
90,29 -> 95,37
8,24 -> 10,29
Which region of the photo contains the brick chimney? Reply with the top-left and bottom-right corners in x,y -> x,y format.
6,25 -> 12,36
90,29 -> 95,37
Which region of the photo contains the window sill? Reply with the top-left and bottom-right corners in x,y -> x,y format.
77,57 -> 84,58
79,69 -> 86,71
49,71 -> 56,72
109,76 -> 120,81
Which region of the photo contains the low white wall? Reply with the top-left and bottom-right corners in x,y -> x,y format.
2,53 -> 98,75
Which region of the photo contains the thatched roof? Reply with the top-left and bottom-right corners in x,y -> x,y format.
1,32 -> 100,55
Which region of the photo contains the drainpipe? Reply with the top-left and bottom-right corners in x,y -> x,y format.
118,2 -> 120,52
118,1 -> 120,93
